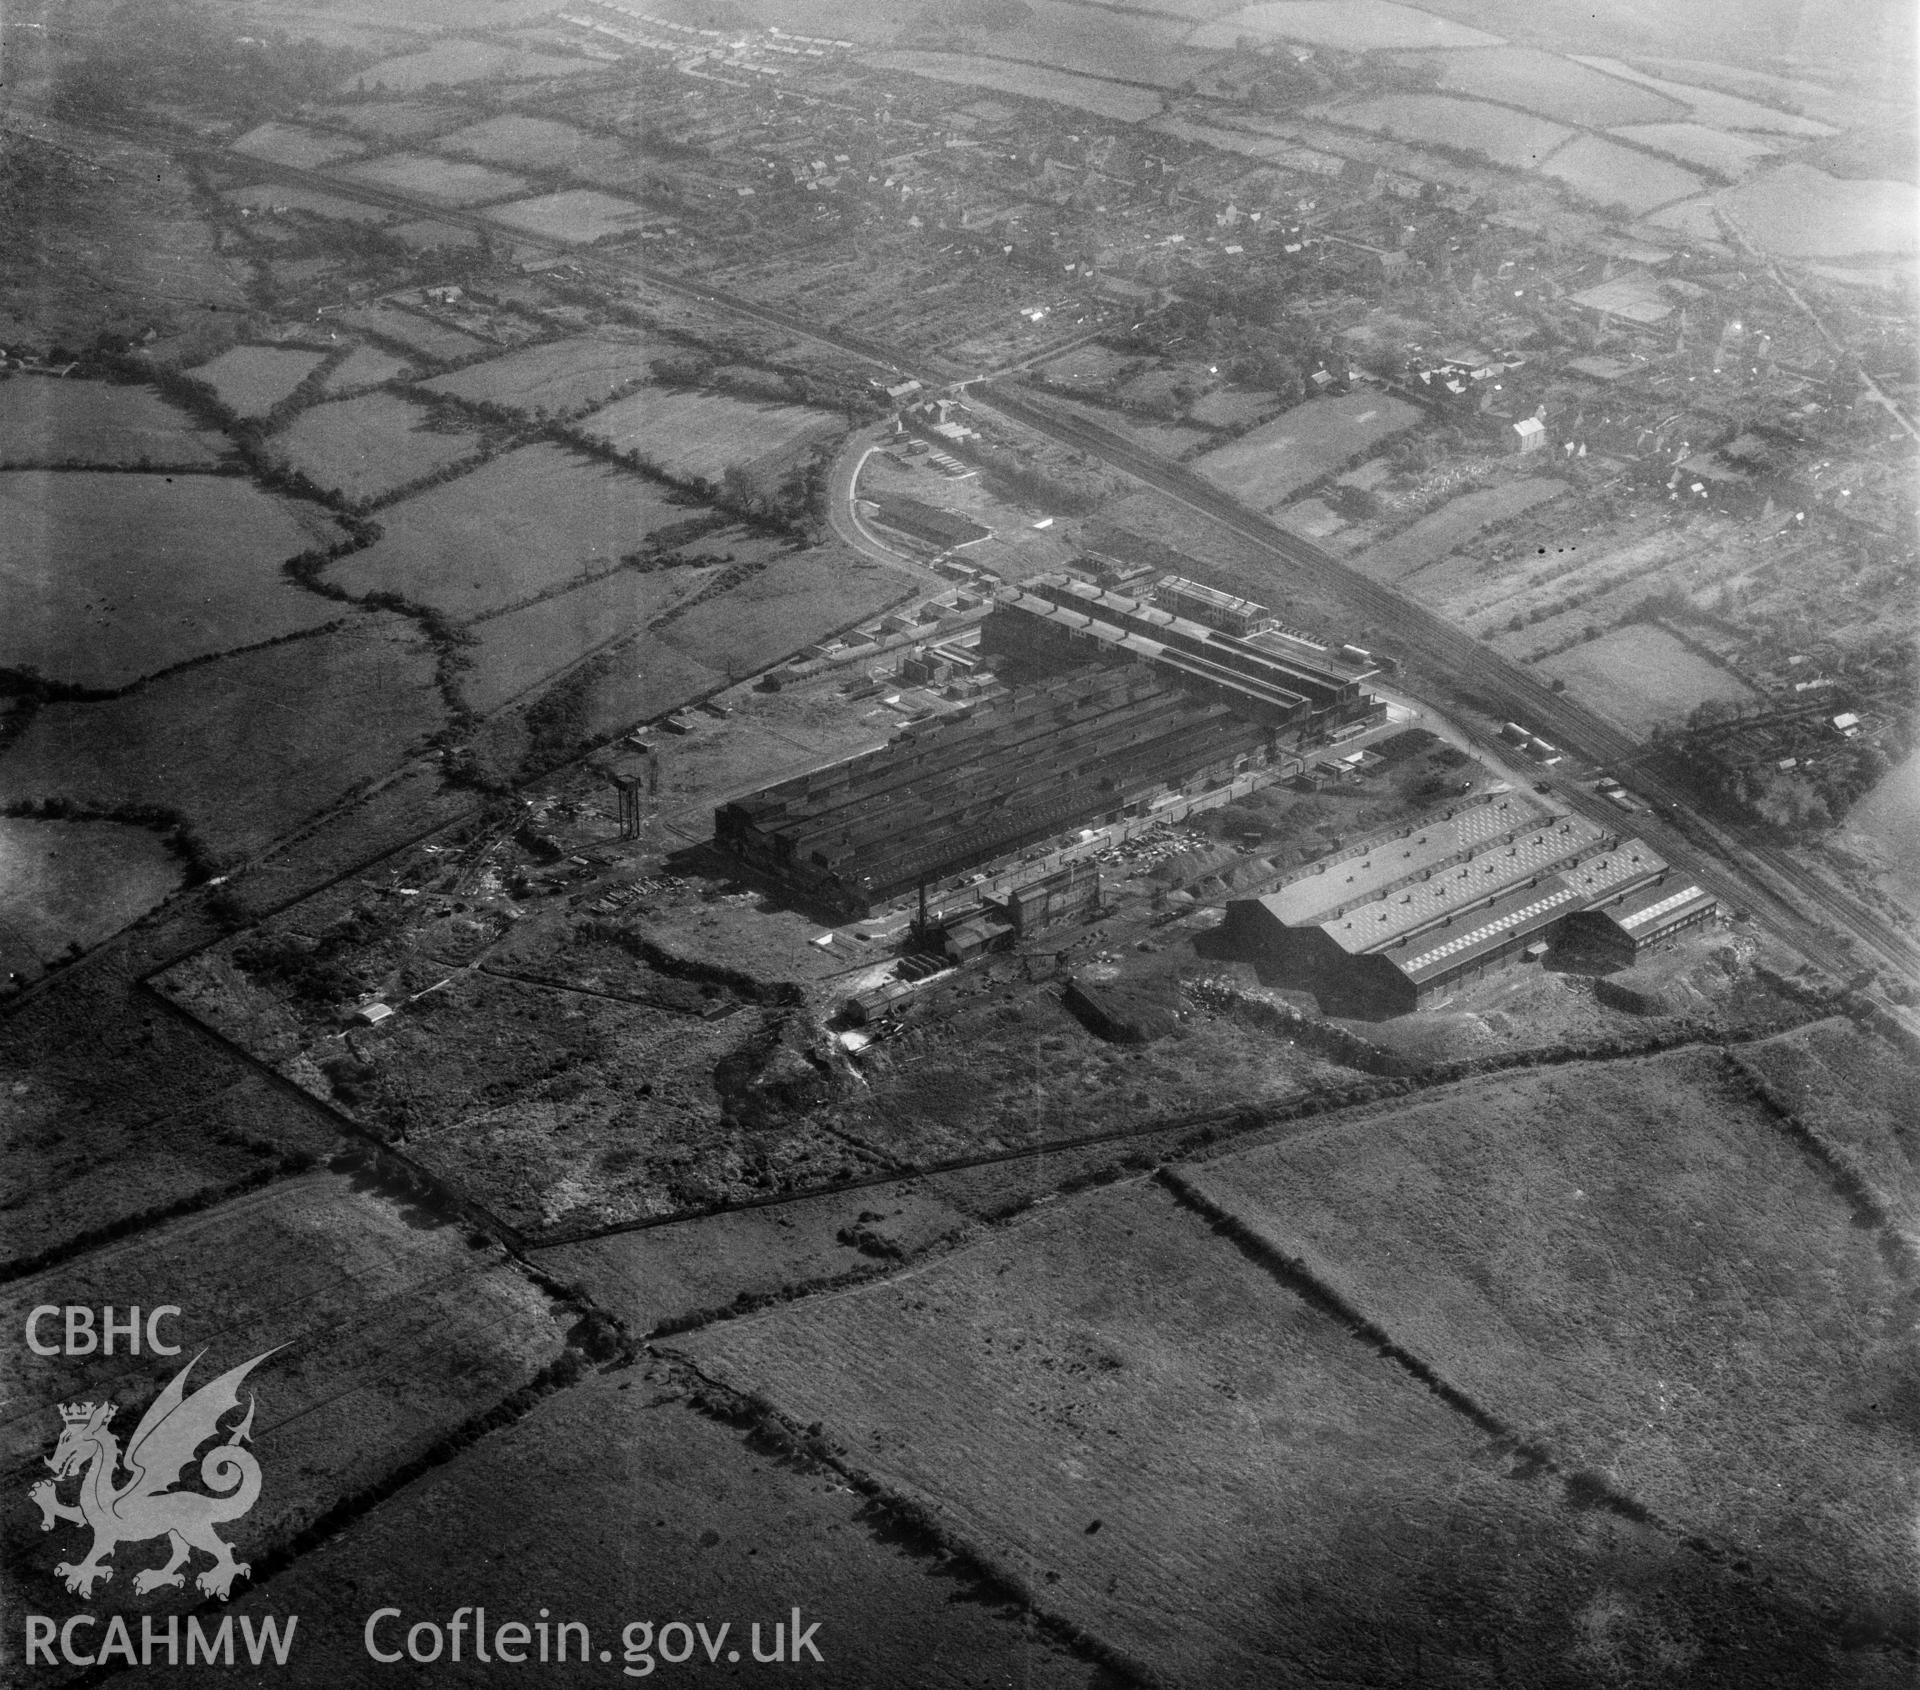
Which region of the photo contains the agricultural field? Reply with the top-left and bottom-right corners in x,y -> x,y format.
388,215 -> 483,249
1188,0 -> 1503,51
860,53 -> 1166,123
1194,391 -> 1422,514
221,182 -> 397,224
1608,122 -> 1778,176
270,392 -> 483,505
1316,94 -> 1570,170
228,121 -> 364,170
325,443 -> 686,620
0,615 -> 444,861
1539,133 -> 1704,212
433,113 -> 633,183
973,1 -> 1224,90
1185,385 -> 1280,429
421,330 -> 662,415
1570,58 -> 1839,138
318,342 -> 412,392
0,470 -> 335,688
484,187 -> 653,244
1539,625 -> 1764,737
1420,46 -> 1686,127
0,1174 -> 571,1622
1351,479 -> 1571,583
0,376 -> 225,466
0,132 -> 247,353
1715,163 -> 1919,257
1844,744 -> 1920,913
334,153 -> 532,207
455,567 -> 706,714
1178,1049 -> 1920,1616
654,544 -> 914,677
322,101 -> 468,140
676,1176 -> 1882,1687
1733,1018 -> 1920,1232
581,388 -> 843,482
336,302 -> 494,363
342,39 -> 596,93
188,344 -> 328,417
190,1372 -> 1106,1690
0,817 -> 183,980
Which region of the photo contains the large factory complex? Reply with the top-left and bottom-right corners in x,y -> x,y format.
712,570 -> 1718,1017
1222,797 -> 1718,1016
713,572 -> 1382,919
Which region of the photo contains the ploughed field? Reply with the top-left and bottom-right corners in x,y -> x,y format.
676,1176 -> 1898,1687
1175,1046 -> 1920,1621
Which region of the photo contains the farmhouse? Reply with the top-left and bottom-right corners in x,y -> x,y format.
1222,798 -> 1693,1015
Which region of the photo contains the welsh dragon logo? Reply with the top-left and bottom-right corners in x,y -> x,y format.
29,1349 -> 276,1602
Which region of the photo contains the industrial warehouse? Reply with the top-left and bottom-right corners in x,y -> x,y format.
713,575 -> 1385,919
1221,794 -> 1719,1016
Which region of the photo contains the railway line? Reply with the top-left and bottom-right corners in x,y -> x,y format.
11,99 -> 1910,999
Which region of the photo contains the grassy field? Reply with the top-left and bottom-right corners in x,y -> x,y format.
1317,94 -> 1570,170
0,616 -> 443,860
581,388 -> 842,481
326,444 -> 686,620
860,53 -> 1166,122
180,1372 -> 1107,1690
654,544 -> 914,677
0,470 -> 336,688
421,331 -> 662,415
1733,1018 -> 1920,1231
271,392 -> 481,504
0,376 -> 225,466
189,345 -> 328,417
323,100 -> 467,140
1540,625 -> 1761,737
1424,46 -> 1687,126
1540,133 -> 1705,211
1181,1049 -> 1920,1616
229,121 -> 365,170
222,182 -> 396,225
1353,479 -> 1570,583
388,215 -> 482,250
483,188 -> 652,244
336,302 -> 493,363
335,152 -> 531,207
1845,744 -> 1920,911
1609,122 -> 1778,175
0,816 -> 182,977
433,113 -> 631,180
977,1 -> 1222,89
1189,0 -> 1502,50
456,567 -> 704,713
342,38 -> 594,92
1716,163 -> 1919,257
677,1176 -> 1888,1686
318,343 -> 412,392
0,1174 -> 570,1624
1195,392 -> 1421,514
1569,57 -> 1839,137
